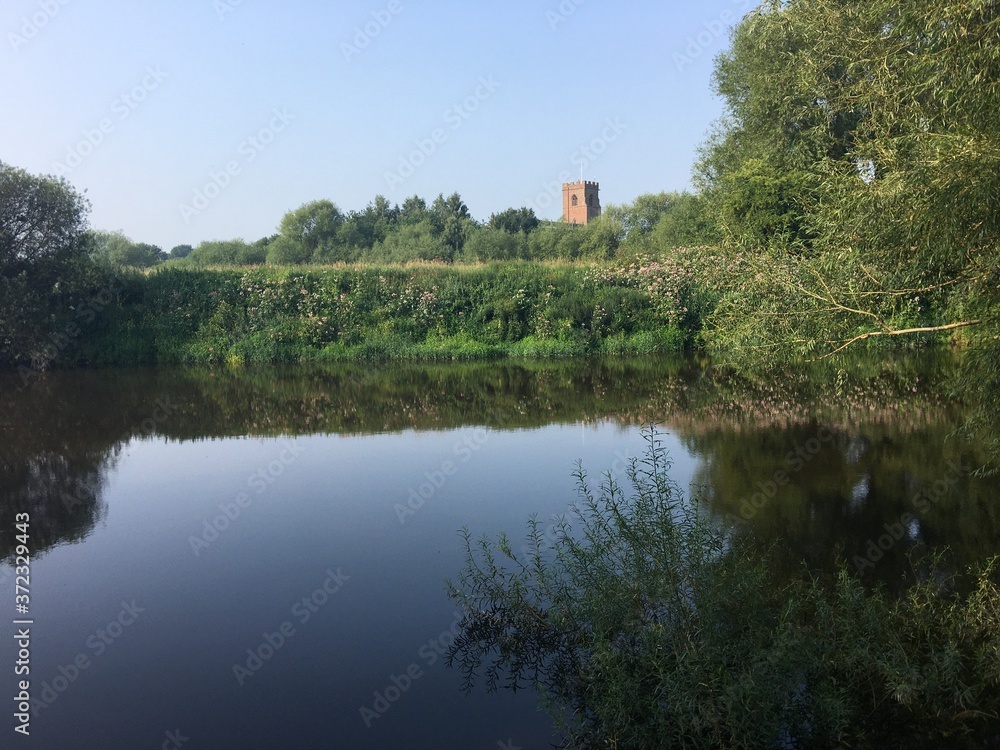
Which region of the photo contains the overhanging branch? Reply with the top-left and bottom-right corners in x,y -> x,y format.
812,319 -> 983,360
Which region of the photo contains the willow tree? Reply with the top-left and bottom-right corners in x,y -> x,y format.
697,0 -> 999,360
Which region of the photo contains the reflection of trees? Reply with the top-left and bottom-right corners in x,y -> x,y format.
0,370 -> 173,563
1,354 -> 997,577
0,358 -> 690,561
681,423 -> 998,590
0,452 -> 107,561
642,358 -> 1000,591
153,357 -> 691,438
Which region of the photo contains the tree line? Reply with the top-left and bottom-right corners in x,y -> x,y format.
94,190 -> 716,268
3,0 -> 997,375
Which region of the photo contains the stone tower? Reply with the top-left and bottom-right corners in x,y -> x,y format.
562,181 -> 601,225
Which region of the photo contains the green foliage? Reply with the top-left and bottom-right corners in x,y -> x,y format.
448,429 -> 1000,749
429,192 -> 474,256
693,0 -> 1000,364
265,235 -> 313,265
714,158 -> 817,247
0,162 -> 90,275
187,238 -> 267,267
527,222 -> 589,260
460,226 -> 529,261
605,192 -> 677,243
369,220 -> 453,263
488,207 -> 540,235
0,162 -> 115,367
398,195 -> 429,225
58,262 -> 700,365
133,192 -> 716,272
126,242 -> 166,267
577,214 -> 623,259
87,231 -> 168,269
269,199 -> 345,264
143,191 -> 713,271
647,193 -> 719,249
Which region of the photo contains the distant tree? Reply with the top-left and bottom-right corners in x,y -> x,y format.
252,234 -> 277,258
430,192 -> 470,227
650,192 -> 719,248
270,200 -> 344,264
266,235 -> 312,265
88,231 -> 165,268
399,195 -> 428,225
341,195 -> 400,252
461,225 -> 528,261
188,239 -> 266,266
429,193 -> 473,256
122,242 -> 166,268
323,221 -> 364,262
371,219 -> 451,262
489,207 -> 540,235
170,244 -> 194,259
88,230 -> 133,266
578,214 -> 623,259
605,193 -> 675,241
526,222 -> 588,260
365,194 -> 398,242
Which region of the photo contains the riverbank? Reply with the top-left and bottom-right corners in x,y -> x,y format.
38,262 -> 696,368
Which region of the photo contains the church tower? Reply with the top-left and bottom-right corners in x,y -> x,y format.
562,181 -> 601,225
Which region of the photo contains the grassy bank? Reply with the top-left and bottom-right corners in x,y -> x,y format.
73,261 -> 697,366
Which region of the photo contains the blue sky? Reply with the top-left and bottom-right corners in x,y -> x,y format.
2,0 -> 753,250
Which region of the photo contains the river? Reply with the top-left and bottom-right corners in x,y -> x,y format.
1,355 -> 997,748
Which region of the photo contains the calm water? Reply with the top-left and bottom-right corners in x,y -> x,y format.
1,356 -> 998,749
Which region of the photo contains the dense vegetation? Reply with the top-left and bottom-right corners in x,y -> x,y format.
446,1 -> 1000,747
693,0 -> 999,364
0,164 -> 720,369
32,261 -> 707,367
3,2 -> 997,371
3,1 -> 999,745
449,430 -> 1000,749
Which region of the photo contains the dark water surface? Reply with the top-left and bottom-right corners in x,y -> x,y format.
1,356 -> 998,749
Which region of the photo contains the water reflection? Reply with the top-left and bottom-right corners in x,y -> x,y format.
1,355 -> 998,587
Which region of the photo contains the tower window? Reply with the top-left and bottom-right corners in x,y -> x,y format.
587,194 -> 594,206
571,195 -> 578,206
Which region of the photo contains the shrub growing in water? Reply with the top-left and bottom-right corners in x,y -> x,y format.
447,429 -> 1000,749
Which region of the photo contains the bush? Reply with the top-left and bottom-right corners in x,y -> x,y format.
369,220 -> 453,263
25,264 -> 704,366
460,226 -> 528,261
447,429 -> 1000,749
188,239 -> 267,266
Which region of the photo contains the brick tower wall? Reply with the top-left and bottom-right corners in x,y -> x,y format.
562,181 -> 601,225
